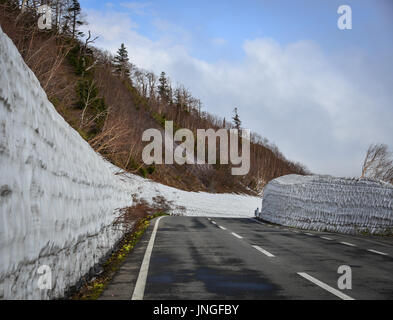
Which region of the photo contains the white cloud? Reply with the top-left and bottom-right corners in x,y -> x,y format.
120,1 -> 152,15
82,9 -> 393,178
211,37 -> 227,47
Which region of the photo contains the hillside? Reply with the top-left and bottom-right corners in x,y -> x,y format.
0,2 -> 308,194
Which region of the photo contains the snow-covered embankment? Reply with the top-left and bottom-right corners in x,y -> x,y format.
0,27 -> 133,299
258,174 -> 393,234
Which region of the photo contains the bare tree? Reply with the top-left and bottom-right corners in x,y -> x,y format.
361,143 -> 393,183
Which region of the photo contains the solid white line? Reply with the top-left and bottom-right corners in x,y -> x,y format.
367,249 -> 388,256
231,232 -> 243,239
297,272 -> 354,300
321,236 -> 333,241
218,226 -> 227,230
252,245 -> 275,257
131,216 -> 164,300
340,242 -> 356,247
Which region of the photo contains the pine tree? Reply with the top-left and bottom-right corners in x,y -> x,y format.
113,43 -> 130,78
158,71 -> 170,102
64,0 -> 84,39
232,107 -> 241,130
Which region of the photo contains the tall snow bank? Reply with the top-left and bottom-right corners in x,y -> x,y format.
258,174 -> 393,234
0,26 -> 133,299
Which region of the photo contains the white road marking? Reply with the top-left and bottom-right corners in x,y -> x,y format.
231,232 -> 243,239
367,249 -> 388,256
131,216 -> 164,300
211,221 -> 217,225
207,218 -> 211,221
218,226 -> 227,230
297,272 -> 354,300
340,242 -> 356,247
321,236 -> 333,241
292,230 -> 299,233
252,245 -> 275,257
305,233 -> 315,236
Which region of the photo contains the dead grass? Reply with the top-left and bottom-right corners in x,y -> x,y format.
69,197 -> 171,300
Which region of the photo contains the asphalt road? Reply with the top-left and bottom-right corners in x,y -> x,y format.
100,216 -> 393,300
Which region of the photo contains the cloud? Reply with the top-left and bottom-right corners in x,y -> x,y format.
120,1 -> 152,15
210,37 -> 227,47
82,9 -> 393,178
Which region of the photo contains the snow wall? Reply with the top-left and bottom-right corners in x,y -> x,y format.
0,26 -> 133,299
258,174 -> 393,235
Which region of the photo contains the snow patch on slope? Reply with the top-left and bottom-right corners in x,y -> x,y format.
258,174 -> 393,234
117,172 -> 260,218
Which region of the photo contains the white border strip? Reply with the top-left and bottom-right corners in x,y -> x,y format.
131,216 -> 165,300
297,272 -> 354,300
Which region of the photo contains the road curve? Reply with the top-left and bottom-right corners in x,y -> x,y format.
100,216 -> 393,300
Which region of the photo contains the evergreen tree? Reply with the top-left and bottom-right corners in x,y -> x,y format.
232,107 -> 241,130
158,71 -> 170,102
64,0 -> 84,39
113,43 -> 130,77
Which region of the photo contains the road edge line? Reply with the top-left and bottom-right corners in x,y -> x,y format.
131,216 -> 165,300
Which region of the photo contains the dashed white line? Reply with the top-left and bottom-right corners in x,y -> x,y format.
367,249 -> 388,256
305,233 -> 315,236
132,216 -> 165,300
218,226 -> 227,230
252,245 -> 275,257
340,242 -> 356,247
297,272 -> 354,300
321,236 -> 333,241
231,232 -> 243,239
211,221 -> 217,225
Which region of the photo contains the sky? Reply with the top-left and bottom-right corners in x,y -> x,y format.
79,0 -> 393,177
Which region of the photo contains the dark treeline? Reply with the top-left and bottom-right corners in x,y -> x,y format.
0,0 -> 310,194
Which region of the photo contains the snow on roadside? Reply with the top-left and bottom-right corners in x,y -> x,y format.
259,174 -> 393,234
0,26 -> 136,300
114,168 -> 260,218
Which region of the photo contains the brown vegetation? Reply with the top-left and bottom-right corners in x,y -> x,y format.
361,143 -> 393,184
0,1 -> 309,194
